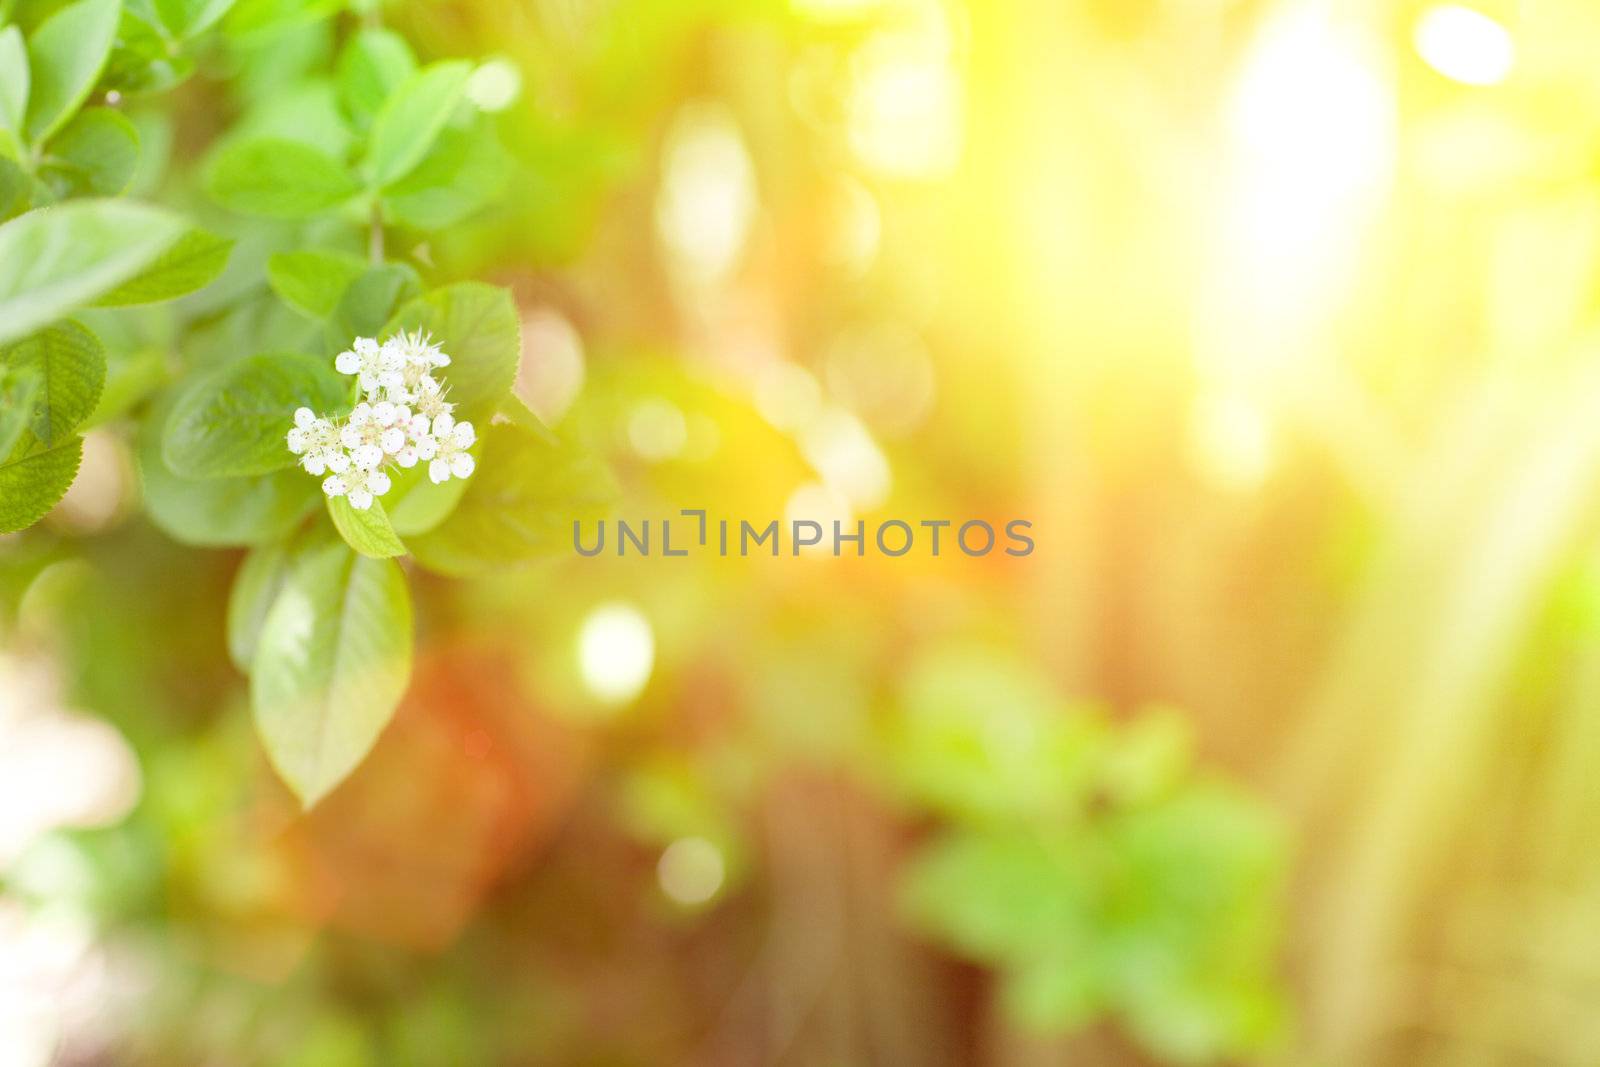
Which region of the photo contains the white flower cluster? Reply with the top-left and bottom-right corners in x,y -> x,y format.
285,332 -> 476,510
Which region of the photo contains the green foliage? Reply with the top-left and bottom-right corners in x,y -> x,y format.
139,397 -> 320,546
337,27 -> 415,130
408,423 -> 615,577
94,228 -> 233,306
204,136 -> 358,217
23,0 -> 121,144
225,539 -> 292,670
0,199 -> 183,345
152,0 -> 238,37
39,108 -> 140,197
250,539 -> 412,806
162,351 -> 350,478
268,248 -> 367,319
0,433 -> 82,533
0,27 -> 26,147
1,319 -> 104,448
385,121 -> 510,230
327,494 -> 406,558
362,59 -> 470,187
891,651 -> 1287,1063
383,457 -> 469,535
0,0 -> 604,802
383,281 -> 518,423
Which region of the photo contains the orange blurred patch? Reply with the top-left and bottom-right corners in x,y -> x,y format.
274,645 -> 591,951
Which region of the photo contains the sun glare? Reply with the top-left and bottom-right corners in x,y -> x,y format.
1413,5 -> 1515,87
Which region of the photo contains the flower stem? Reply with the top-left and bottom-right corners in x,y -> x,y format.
368,200 -> 385,264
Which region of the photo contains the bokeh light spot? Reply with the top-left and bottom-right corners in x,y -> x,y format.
577,603 -> 655,706
657,837 -> 725,906
1414,5 -> 1515,86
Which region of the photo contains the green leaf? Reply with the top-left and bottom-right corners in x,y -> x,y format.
40,108 -> 140,197
0,319 -> 105,446
138,395 -> 320,546
226,539 -> 292,671
24,0 -> 122,145
92,228 -> 234,306
383,281 -> 518,423
362,59 -> 470,188
0,365 -> 41,459
330,261 -> 420,342
0,157 -> 41,220
327,494 -> 405,558
79,344 -> 164,429
251,541 -> 412,806
267,248 -> 366,320
229,80 -> 352,157
337,28 -> 414,131
408,423 -> 615,577
0,27 -> 28,140
383,458 -> 468,536
496,389 -> 558,443
154,0 -> 238,37
103,10 -> 196,97
384,121 -> 510,231
205,137 -> 359,218
0,199 -> 184,346
162,351 -> 350,479
0,433 -> 82,534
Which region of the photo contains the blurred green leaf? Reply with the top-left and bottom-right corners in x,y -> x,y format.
104,9 -> 198,96
138,394 -> 320,546
92,228 -> 234,307
383,281 -> 517,423
385,122 -> 510,231
23,0 -> 121,145
0,319 -> 104,447
40,108 -> 141,198
362,59 -> 470,188
337,27 -> 414,131
267,247 -> 366,319
328,261 -> 419,341
162,351 -> 349,478
251,539 -> 412,806
408,423 -> 615,577
892,649 -> 1105,823
154,0 -> 238,37
0,157 -> 39,219
0,198 -> 183,345
229,79 -> 351,156
205,136 -> 358,218
327,494 -> 406,558
0,27 -> 28,141
383,458 -> 469,536
79,344 -> 165,428
226,538 -> 291,671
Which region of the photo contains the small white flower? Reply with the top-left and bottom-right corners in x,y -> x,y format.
347,465 -> 394,510
290,331 -> 471,510
386,329 -> 450,370
410,374 -> 453,421
427,419 -> 476,484
290,411 -> 345,474
339,401 -> 405,468
335,336 -> 403,394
